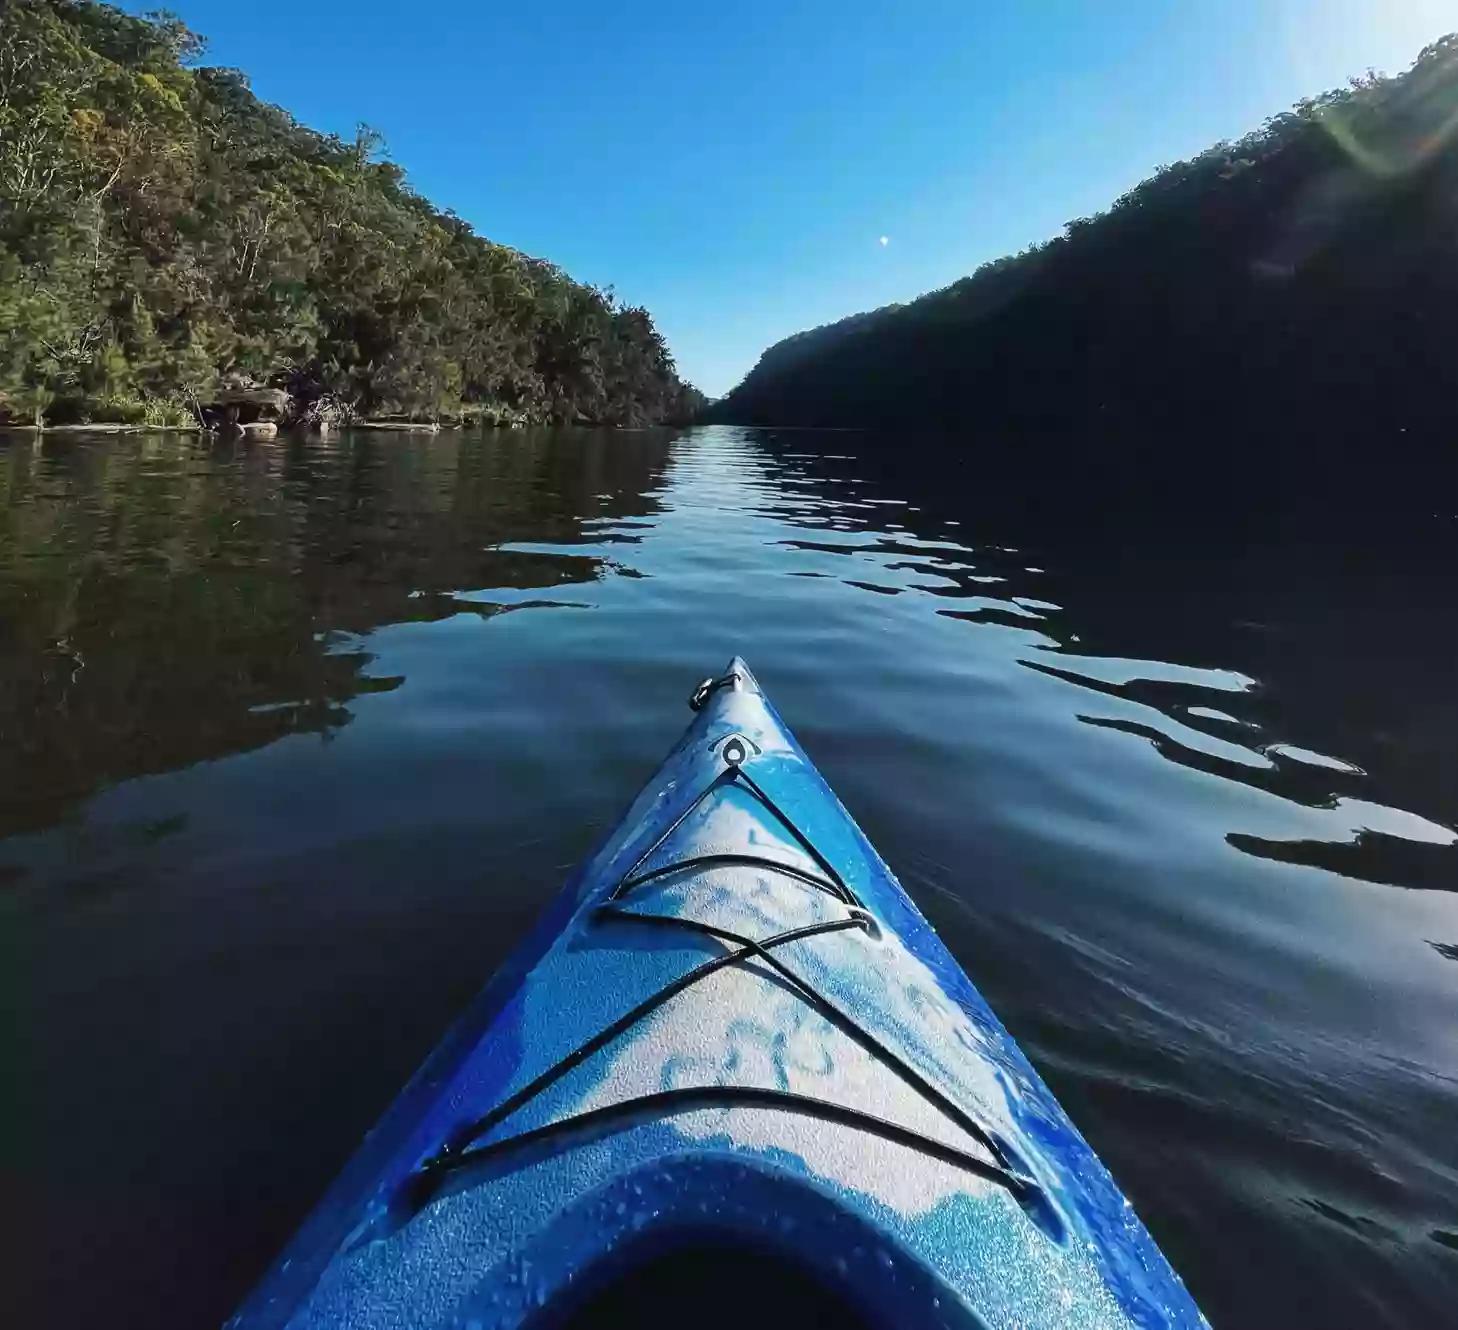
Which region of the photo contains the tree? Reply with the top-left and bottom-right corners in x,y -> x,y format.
0,1 -> 702,428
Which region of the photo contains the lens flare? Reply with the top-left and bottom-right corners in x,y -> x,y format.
1317,34 -> 1458,178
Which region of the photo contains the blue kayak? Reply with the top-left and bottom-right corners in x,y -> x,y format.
230,659 -> 1206,1330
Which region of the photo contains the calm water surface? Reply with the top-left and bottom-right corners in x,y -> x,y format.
4,426 -> 1456,1329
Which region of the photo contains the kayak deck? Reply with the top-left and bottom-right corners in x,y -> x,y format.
230,659 -> 1205,1330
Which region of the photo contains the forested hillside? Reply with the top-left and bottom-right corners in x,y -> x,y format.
713,36 -> 1458,478
0,1 -> 704,428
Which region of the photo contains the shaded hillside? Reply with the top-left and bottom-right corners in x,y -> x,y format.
714,37 -> 1458,483
0,2 -> 705,428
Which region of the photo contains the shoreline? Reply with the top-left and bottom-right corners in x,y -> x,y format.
0,420 -> 687,439
0,423 -> 204,435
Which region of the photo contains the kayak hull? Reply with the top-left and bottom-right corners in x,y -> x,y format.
230,660 -> 1205,1330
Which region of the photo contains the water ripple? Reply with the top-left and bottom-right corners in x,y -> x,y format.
4,424 -> 1455,1330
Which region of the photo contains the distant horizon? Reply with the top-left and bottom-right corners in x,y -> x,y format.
135,1 -> 1453,395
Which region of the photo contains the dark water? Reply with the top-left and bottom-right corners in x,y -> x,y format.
4,426 -> 1456,1330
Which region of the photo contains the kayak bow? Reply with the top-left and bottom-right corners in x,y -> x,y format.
230,658 -> 1206,1330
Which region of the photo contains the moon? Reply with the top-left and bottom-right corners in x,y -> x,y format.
878,236 -> 889,247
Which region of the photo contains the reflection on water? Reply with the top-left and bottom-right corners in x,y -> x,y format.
0,430 -> 669,838
3,426 -> 1456,1330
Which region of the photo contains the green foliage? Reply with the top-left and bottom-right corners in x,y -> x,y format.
0,0 -> 703,427
713,35 -> 1458,456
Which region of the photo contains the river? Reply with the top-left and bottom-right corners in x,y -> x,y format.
4,425 -> 1456,1329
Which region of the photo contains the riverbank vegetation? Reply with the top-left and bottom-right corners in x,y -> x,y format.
712,36 -> 1458,479
0,1 -> 704,430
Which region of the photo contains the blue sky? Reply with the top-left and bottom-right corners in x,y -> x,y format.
148,0 -> 1452,395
